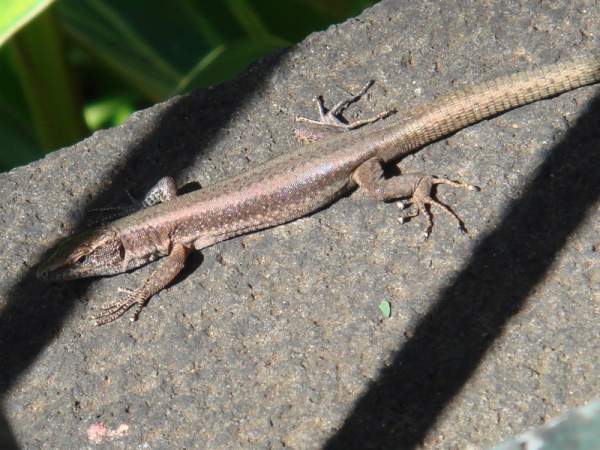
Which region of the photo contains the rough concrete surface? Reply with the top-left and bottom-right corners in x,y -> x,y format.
1,0 -> 599,449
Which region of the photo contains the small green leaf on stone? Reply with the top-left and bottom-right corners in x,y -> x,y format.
378,300 -> 391,318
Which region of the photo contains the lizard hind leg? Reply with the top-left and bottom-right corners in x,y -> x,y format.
294,80 -> 395,142
353,157 -> 479,239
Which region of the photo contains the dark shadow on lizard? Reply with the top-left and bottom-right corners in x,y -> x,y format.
0,50 -> 289,449
325,93 -> 600,449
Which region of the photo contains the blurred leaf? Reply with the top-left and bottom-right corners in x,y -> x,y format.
225,0 -> 289,47
1,0 -> 378,171
57,0 -> 237,101
83,95 -> 136,129
56,0 -> 291,101
57,0 -> 182,101
0,117 -> 42,171
0,43 -> 41,170
178,0 -> 224,47
378,300 -> 391,318
172,44 -> 225,94
176,39 -> 279,92
8,10 -> 87,151
0,47 -> 30,129
251,0 -> 341,41
0,0 -> 55,47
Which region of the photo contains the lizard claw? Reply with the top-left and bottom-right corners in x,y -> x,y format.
131,303 -> 145,322
408,175 -> 477,237
92,291 -> 146,326
395,200 -> 408,210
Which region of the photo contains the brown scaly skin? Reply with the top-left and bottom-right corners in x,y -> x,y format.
37,56 -> 600,325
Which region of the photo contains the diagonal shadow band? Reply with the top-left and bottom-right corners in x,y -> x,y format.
0,51 -> 286,448
0,407 -> 18,450
325,93 -> 600,449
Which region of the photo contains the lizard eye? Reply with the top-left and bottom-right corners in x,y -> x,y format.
75,255 -> 87,264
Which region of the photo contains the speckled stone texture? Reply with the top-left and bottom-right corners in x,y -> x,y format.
1,0 -> 599,449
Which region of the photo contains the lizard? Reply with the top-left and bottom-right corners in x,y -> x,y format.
36,56 -> 600,325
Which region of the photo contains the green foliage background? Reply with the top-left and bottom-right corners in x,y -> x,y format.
0,0 -> 377,171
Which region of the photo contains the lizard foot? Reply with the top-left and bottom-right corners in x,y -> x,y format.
91,243 -> 188,325
294,80 -> 395,142
410,176 -> 479,239
353,157 -> 479,238
92,288 -> 148,326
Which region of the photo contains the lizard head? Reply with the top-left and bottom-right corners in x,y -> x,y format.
37,228 -> 127,281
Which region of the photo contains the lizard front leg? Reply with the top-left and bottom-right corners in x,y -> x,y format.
353,157 -> 479,238
89,176 -> 178,224
137,176 -> 178,207
92,242 -> 189,325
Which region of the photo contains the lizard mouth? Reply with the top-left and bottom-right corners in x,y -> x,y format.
36,257 -> 57,281
36,267 -> 49,280
36,261 -> 72,281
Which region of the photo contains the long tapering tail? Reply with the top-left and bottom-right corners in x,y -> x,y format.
377,56 -> 600,161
